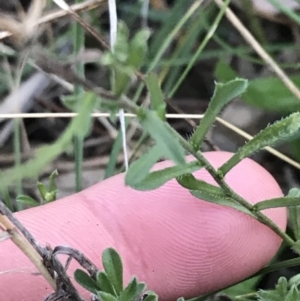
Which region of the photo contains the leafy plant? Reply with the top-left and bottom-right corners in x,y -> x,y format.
75,247 -> 158,301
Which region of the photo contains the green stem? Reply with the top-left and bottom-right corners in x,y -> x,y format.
14,119 -> 23,210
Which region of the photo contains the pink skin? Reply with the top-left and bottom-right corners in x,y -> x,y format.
0,151 -> 287,301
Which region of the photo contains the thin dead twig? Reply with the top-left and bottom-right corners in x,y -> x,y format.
0,0 -> 106,41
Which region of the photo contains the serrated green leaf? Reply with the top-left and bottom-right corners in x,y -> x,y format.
125,145 -> 162,187
102,248 -> 123,296
16,195 -> 40,207
176,174 -> 254,217
289,274 -> 300,288
97,291 -> 119,301
119,277 -> 146,301
140,110 -> 186,165
219,112 -> 300,175
190,78 -> 248,150
127,160 -> 202,191
145,73 -> 166,120
253,196 -> 300,211
96,271 -> 116,296
74,269 -> 100,294
284,285 -> 299,301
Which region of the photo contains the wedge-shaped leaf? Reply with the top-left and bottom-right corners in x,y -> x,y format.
125,145 -> 162,187
97,291 -> 119,301
102,248 -> 123,296
141,110 -> 186,165
253,196 -> 300,211
288,188 -> 300,241
276,277 -> 289,297
119,277 -> 146,301
220,112 -> 300,175
190,78 -> 248,150
96,271 -> 116,296
145,73 -> 166,120
127,160 -> 202,191
289,274 -> 300,288
177,174 -> 254,217
74,269 -> 99,294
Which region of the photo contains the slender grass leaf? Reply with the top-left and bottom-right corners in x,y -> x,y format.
102,248 -> 123,296
74,269 -> 99,294
220,112 -> 300,175
190,78 -> 248,150
97,291 -> 119,301
96,271 -> 116,296
288,188 -> 300,241
177,174 -> 254,216
127,160 -> 202,191
140,110 -> 186,165
125,145 -> 162,187
254,197 -> 300,211
119,277 -> 146,301
16,195 -> 39,207
292,240 -> 300,255
145,73 -> 166,120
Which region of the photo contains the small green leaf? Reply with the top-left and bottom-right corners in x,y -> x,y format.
76,92 -> 96,138
127,28 -> 151,69
140,110 -> 186,165
102,248 -> 123,296
288,188 -> 300,241
37,182 -> 48,200
127,160 -> 202,191
74,269 -> 100,294
143,292 -> 158,301
219,112 -> 300,175
119,277 -> 146,301
253,197 -> 300,211
49,169 -> 58,193
97,291 -> 119,301
276,277 -> 289,297
145,73 -> 166,120
125,145 -> 163,187
16,195 -> 40,207
177,174 -> 254,217
96,271 -> 116,296
190,78 -> 248,150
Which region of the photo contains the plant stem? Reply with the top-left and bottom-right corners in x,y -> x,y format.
165,123 -> 295,247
